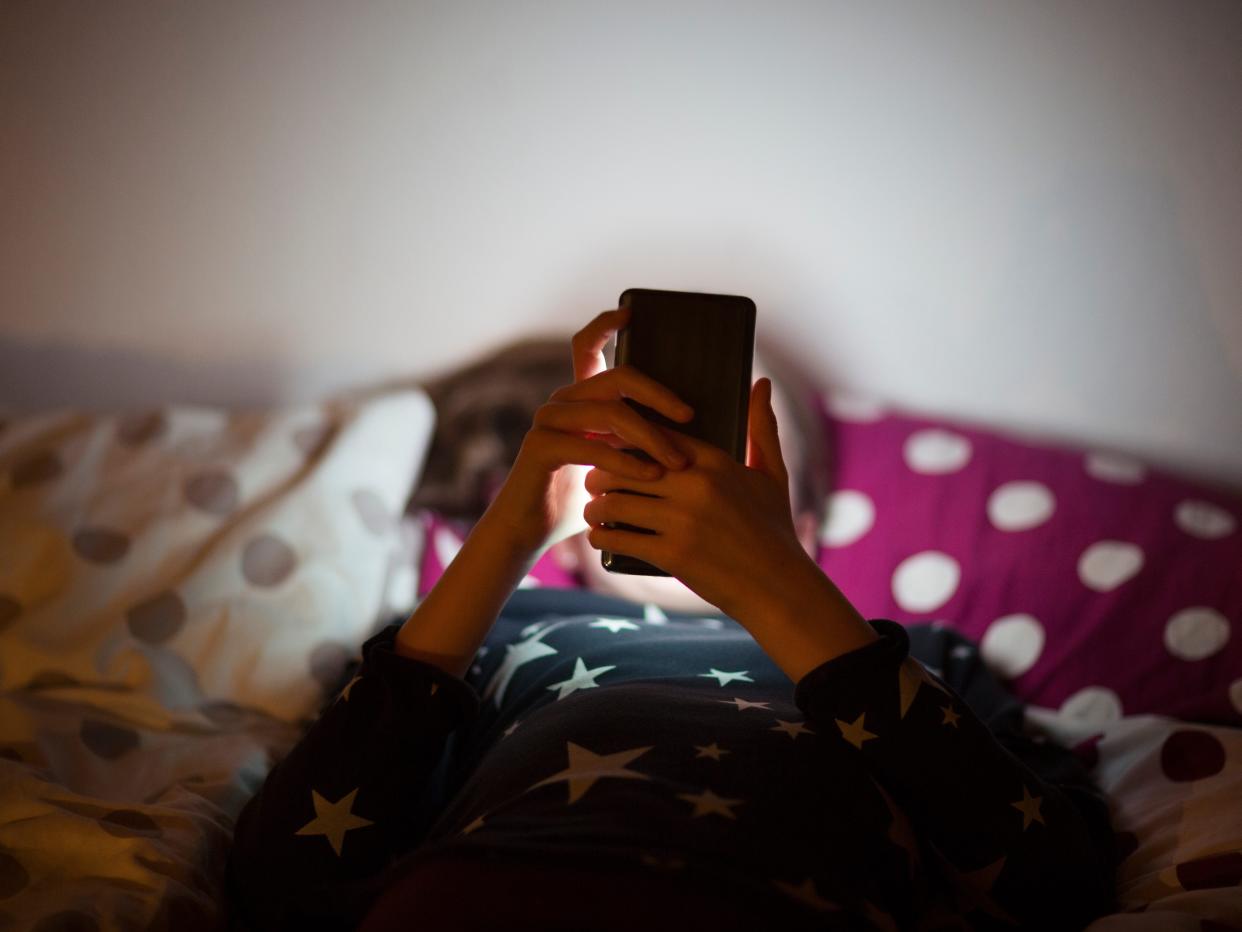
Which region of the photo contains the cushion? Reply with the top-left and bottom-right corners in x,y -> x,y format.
815,393 -> 1241,726
0,390 -> 433,725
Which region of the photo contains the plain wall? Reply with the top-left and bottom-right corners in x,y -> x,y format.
2,1 -> 1240,487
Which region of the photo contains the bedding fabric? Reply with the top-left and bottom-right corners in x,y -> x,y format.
813,393 -> 1241,727
1027,708 -> 1242,930
0,391 -> 432,931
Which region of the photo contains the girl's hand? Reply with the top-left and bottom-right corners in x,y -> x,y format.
483,308 -> 695,557
579,377 -> 823,626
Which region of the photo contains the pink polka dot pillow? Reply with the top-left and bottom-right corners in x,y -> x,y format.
415,509 -> 580,597
0,391 -> 433,724
815,394 -> 1242,726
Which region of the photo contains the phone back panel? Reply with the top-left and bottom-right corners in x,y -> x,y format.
615,288 -> 756,461
602,288 -> 756,576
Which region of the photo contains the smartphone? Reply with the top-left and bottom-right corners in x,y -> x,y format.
601,288 -> 757,576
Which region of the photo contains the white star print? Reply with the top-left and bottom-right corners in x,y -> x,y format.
773,877 -> 839,912
1011,786 -> 1045,830
531,741 -> 652,803
694,742 -> 730,761
640,852 -> 687,871
717,697 -> 771,711
771,720 -> 815,740
590,617 -> 642,634
929,845 -> 1014,924
294,787 -> 374,856
546,657 -> 617,700
862,899 -> 901,932
482,622 -> 566,708
698,668 -> 755,687
643,603 -> 668,625
336,675 -> 362,703
897,657 -> 951,719
835,713 -> 877,749
677,787 -> 744,819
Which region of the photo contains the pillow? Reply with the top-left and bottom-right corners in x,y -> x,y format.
415,509 -> 580,599
0,390 -> 433,725
1027,707 -> 1242,927
815,393 -> 1242,727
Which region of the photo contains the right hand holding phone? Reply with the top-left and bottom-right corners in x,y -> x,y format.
483,308 -> 694,557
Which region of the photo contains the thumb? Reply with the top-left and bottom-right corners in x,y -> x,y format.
746,378 -> 789,488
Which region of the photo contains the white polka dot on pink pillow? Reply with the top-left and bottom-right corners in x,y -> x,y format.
1164,607 -> 1230,661
1077,540 -> 1144,591
891,551 -> 960,613
903,429 -> 972,474
987,481 -> 1055,531
820,490 -> 875,548
980,614 -> 1046,678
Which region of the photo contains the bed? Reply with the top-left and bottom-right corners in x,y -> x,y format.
0,369 -> 1239,930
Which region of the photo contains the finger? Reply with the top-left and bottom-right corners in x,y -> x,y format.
533,400 -> 688,469
585,466 -> 667,498
555,365 -> 694,425
585,524 -> 666,569
583,430 -> 728,489
659,426 -> 727,465
528,429 -> 664,481
746,378 -> 788,486
582,489 -> 670,532
571,308 -> 630,383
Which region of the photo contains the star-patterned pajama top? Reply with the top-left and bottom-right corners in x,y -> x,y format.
227,588 -> 1116,931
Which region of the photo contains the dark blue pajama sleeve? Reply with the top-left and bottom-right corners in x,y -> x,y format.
795,619 -> 1116,930
226,627 -> 479,930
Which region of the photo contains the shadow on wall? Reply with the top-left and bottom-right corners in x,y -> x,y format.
0,336 -> 298,411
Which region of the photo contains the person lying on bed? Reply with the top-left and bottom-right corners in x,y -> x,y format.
227,308 -> 1117,932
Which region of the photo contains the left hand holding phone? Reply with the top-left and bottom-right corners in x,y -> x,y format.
484,308 -> 695,557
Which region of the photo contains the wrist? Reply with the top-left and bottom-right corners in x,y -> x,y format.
735,555 -> 879,684
475,480 -> 547,559
394,506 -> 539,678
474,498 -> 542,560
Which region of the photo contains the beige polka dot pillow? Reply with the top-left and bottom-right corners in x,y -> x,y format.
0,390 -> 433,723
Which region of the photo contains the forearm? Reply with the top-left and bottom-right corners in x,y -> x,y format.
394,506 -> 538,678
734,556 -> 879,684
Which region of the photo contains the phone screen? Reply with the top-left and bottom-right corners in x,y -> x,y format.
601,288 -> 757,575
